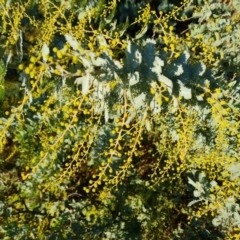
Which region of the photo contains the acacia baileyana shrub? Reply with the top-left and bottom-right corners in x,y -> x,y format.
0,0 -> 240,239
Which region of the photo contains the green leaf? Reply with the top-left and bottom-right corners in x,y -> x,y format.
134,24 -> 148,40
0,59 -> 6,101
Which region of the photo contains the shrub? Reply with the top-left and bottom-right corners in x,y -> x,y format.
0,0 -> 240,239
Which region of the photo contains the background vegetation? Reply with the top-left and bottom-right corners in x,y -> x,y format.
0,0 -> 240,239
